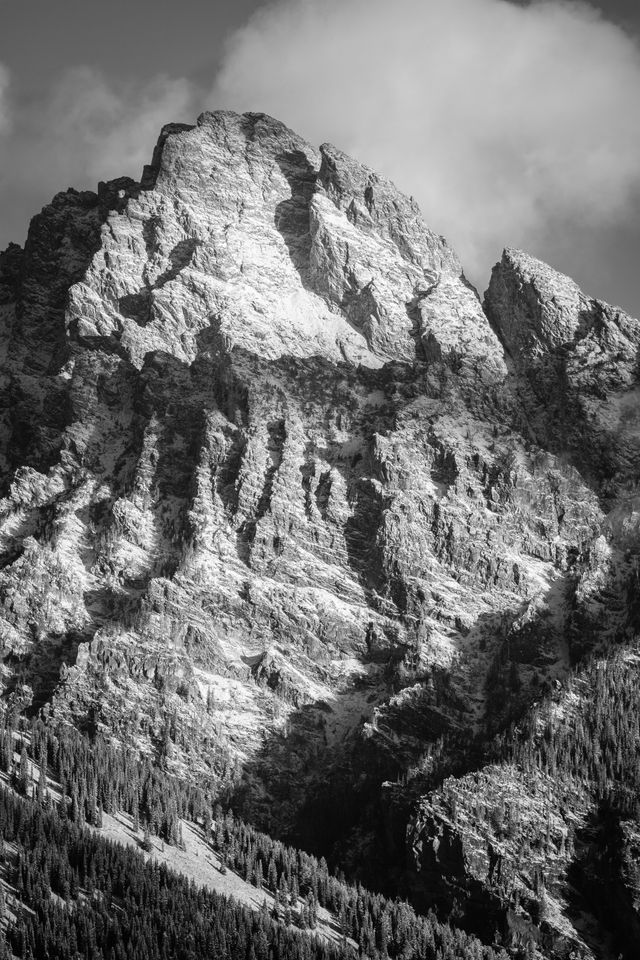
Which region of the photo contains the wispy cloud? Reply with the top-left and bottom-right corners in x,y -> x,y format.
0,67 -> 196,246
210,0 -> 640,298
37,68 -> 195,184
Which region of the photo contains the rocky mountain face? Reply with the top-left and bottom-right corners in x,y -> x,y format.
1,109 -> 640,957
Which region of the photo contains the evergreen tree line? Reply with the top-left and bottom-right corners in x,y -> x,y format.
490,646 -> 640,959
0,716 -> 213,845
209,808 -> 506,958
0,783 -> 511,960
0,785 -> 343,960
499,649 -> 640,816
0,717 -> 509,959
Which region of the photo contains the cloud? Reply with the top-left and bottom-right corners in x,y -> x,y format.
0,68 -> 196,247
210,0 -> 640,298
0,62 -> 10,133
36,68 -> 195,185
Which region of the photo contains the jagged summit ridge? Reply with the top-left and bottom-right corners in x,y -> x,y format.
64,110 -> 505,374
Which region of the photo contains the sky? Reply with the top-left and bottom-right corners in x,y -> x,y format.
1,0 -> 640,314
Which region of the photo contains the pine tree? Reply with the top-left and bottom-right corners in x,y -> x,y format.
0,729 -> 11,773
142,825 -> 152,853
70,789 -> 80,825
268,857 -> 278,891
17,747 -> 29,796
36,748 -> 46,805
203,806 -> 212,840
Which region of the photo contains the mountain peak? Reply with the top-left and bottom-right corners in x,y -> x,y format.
486,243 -> 640,486
3,110 -> 639,958
489,247 -> 585,356
57,111 -> 505,372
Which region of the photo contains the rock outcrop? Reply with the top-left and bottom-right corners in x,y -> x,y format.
1,109 -> 639,958
486,248 -> 640,491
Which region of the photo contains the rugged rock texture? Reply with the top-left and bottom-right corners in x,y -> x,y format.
1,109 -> 639,958
486,248 -> 640,491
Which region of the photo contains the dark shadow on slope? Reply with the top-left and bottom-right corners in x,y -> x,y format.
227,672 -> 400,862
85,348 -> 215,596
239,419 -> 286,553
215,430 -> 246,517
342,478 -> 389,607
226,601 -> 553,885
0,342 -> 211,711
485,292 -> 640,497
274,150 -> 318,286
118,238 -> 200,327
274,151 -> 401,354
565,806 -> 637,960
155,238 -> 199,288
0,177 -> 166,497
3,629 -> 88,714
119,288 -> 153,325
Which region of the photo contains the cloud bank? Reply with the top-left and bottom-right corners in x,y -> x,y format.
0,67 -> 195,247
211,0 -> 640,300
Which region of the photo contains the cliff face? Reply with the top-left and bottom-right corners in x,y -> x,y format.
485,248 -> 640,490
1,110 -> 639,957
